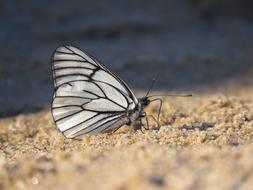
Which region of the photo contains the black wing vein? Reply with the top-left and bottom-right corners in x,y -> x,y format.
51,45 -> 138,138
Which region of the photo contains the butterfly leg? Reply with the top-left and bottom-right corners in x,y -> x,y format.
149,98 -> 163,126
133,118 -> 144,133
126,117 -> 131,125
144,116 -> 150,130
146,114 -> 160,129
140,119 -> 145,134
140,111 -> 149,130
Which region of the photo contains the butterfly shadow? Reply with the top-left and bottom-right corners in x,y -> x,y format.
178,122 -> 215,131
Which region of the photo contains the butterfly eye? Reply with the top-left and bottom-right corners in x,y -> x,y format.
141,112 -> 147,117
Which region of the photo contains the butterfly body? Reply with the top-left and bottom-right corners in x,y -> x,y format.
51,45 -> 150,138
126,97 -> 150,126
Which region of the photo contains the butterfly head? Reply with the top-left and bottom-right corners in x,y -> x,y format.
136,97 -> 150,118
138,97 -> 150,107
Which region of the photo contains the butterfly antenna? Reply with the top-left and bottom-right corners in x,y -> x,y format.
147,93 -> 193,98
145,78 -> 156,97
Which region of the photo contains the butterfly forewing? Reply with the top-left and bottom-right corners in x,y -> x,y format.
51,45 -> 138,138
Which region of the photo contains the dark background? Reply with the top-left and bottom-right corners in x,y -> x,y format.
1,0 -> 253,117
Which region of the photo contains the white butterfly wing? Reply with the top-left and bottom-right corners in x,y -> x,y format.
51,45 -> 138,138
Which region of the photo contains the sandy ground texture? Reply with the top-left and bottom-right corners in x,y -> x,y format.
1,91 -> 253,190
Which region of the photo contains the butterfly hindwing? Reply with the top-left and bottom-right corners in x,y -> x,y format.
51,45 -> 137,138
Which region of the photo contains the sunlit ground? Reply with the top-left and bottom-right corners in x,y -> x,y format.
1,85 -> 253,190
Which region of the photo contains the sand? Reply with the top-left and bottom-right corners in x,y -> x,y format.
1,93 -> 253,190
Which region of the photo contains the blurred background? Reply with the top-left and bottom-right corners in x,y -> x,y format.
0,0 -> 253,117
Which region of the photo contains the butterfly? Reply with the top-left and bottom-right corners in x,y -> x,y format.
51,45 -> 191,138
